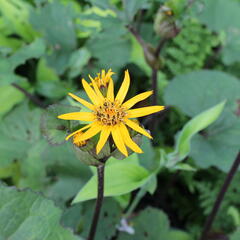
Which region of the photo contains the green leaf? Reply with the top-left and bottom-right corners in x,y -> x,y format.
164,70 -> 240,117
0,184 -> 81,240
222,31 -> 240,65
117,207 -> 170,240
30,1 -> 77,73
73,159 -> 150,203
0,0 -> 37,42
167,101 -> 225,167
122,0 -> 148,22
195,0 -> 240,32
190,117 -> 240,172
81,198 -> 121,240
164,70 -> 240,171
0,102 -> 41,168
86,16 -> 131,71
68,48 -> 91,78
9,38 -> 46,69
0,85 -> 25,117
230,229 -> 240,240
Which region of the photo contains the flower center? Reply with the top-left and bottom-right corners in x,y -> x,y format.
95,99 -> 127,126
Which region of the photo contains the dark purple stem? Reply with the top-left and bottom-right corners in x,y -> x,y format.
200,152 -> 240,240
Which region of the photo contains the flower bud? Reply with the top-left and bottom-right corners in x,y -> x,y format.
154,6 -> 179,39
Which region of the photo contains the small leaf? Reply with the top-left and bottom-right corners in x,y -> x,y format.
73,160 -> 150,203
167,101 -> 225,167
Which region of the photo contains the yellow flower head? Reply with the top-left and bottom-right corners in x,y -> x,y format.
58,70 -> 164,157
89,69 -> 114,88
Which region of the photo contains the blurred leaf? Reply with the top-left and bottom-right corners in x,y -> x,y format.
0,39 -> 46,86
86,16 -> 131,71
195,0 -> 240,32
190,116 -> 240,171
122,0 -> 148,22
0,102 -> 41,168
117,207 -> 169,240
0,85 -> 25,117
164,70 -> 240,171
222,30 -> 240,65
230,229 -> 240,240
9,38 -> 46,69
68,48 -> 91,78
168,229 -> 193,240
19,140 -> 46,190
0,184 -> 81,240
37,58 -> 59,82
0,0 -> 37,41
167,101 -> 225,167
164,70 -> 240,117
30,1 -> 77,73
73,160 -> 150,203
81,198 -> 121,240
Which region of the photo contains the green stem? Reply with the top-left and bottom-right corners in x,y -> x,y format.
125,187 -> 147,219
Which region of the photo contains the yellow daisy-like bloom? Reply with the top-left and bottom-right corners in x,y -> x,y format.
58,70 -> 164,157
89,69 -> 114,88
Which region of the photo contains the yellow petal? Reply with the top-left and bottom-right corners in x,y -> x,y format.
66,124 -> 92,140
115,70 -> 130,104
122,91 -> 153,109
82,79 -> 101,105
68,93 -> 94,110
89,75 -> 105,101
96,126 -> 111,154
127,106 -> 165,118
107,79 -> 114,101
58,112 -> 95,121
120,124 -> 143,153
77,122 -> 102,141
125,119 -> 152,139
111,125 -> 128,156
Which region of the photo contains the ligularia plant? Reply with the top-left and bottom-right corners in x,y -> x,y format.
58,69 -> 164,240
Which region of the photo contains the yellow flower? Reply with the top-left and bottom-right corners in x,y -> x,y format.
58,70 -> 164,157
89,69 -> 114,88
73,131 -> 88,147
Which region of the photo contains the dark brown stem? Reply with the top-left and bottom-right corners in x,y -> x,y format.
88,163 -> 105,240
11,83 -> 46,108
200,152 -> 240,240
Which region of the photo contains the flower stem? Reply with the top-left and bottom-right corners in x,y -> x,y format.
88,163 -> 105,240
200,152 -> 240,240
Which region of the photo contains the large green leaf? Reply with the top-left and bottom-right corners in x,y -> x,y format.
190,117 -> 240,172
86,15 -> 131,71
164,70 -> 240,117
0,39 -> 46,86
167,101 -> 225,167
164,70 -> 240,171
0,102 -> 41,168
30,1 -> 77,73
195,0 -> 240,32
73,157 -> 150,203
0,184 -> 81,240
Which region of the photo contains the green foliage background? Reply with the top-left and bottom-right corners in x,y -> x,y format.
0,0 -> 240,239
